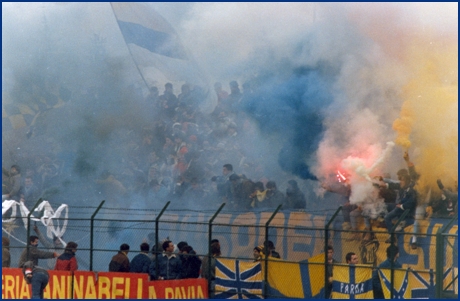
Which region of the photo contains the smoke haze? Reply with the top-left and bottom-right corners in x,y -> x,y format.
2,2 -> 458,210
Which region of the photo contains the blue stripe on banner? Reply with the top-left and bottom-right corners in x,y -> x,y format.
349,266 -> 356,300
117,21 -> 188,60
299,261 -> 311,298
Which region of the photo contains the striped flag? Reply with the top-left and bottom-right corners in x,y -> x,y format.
110,2 -> 208,86
215,259 -> 263,299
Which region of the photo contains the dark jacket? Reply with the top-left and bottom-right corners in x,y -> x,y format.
285,188 -> 306,209
130,253 -> 151,273
388,183 -> 417,217
264,189 -> 285,209
2,237 -> 10,268
109,251 -> 130,272
54,251 -> 78,271
149,253 -> 182,280
180,251 -> 202,279
372,258 -> 402,297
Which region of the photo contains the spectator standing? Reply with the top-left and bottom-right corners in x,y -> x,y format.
264,240 -> 280,258
55,242 -> 78,271
285,180 -> 306,209
2,164 -> 22,201
20,176 -> 41,207
180,245 -> 202,279
149,240 -> 182,280
326,246 -> 338,299
215,164 -> 234,203
22,261 -> 50,299
130,242 -> 152,274
372,245 -> 402,299
345,252 -> 359,265
109,244 -> 130,272
229,174 -> 255,210
2,236 -> 11,267
253,246 -> 263,262
18,235 -> 58,268
202,242 -> 221,298
33,224 -> 64,269
264,181 -> 285,209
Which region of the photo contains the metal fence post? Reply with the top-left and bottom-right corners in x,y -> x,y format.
264,205 -> 282,299
388,209 -> 409,299
26,199 -> 43,262
435,214 -> 458,298
90,200 -> 105,271
206,203 -> 226,296
324,206 -> 342,297
154,201 -> 170,279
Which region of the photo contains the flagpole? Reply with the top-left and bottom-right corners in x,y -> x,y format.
108,2 -> 151,90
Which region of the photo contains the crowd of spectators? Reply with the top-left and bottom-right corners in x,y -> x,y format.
2,80 -> 310,213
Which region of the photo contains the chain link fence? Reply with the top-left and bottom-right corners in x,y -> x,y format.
2,200 -> 457,298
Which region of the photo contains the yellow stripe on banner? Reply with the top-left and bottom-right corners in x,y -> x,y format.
215,258 -> 236,280
266,258 -> 304,298
454,268 -> 458,295
308,253 -> 326,296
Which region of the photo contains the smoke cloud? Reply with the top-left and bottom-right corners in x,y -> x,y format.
2,2 -> 458,209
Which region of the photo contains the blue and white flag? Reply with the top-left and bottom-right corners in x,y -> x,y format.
110,2 -> 208,86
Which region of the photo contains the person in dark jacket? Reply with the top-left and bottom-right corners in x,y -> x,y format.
54,241 -> 78,271
23,260 -> 50,299
130,242 -> 151,273
149,240 -> 182,280
180,245 -> 201,279
383,173 -> 417,242
264,240 -> 281,258
372,245 -> 402,299
285,180 -> 306,209
109,243 -> 130,272
325,245 -> 338,299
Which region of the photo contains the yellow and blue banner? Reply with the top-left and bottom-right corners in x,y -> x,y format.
215,259 -> 263,299
331,265 -> 373,299
378,268 -> 411,299
378,268 -> 439,299
265,253 -> 325,299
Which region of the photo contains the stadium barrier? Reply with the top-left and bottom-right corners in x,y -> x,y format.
2,199 -> 457,298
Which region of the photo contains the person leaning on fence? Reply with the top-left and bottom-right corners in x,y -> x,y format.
54,241 -> 78,271
22,260 -> 49,299
149,240 -> 182,280
18,235 -> 59,268
109,243 -> 130,272
372,245 -> 402,299
130,242 -> 151,273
